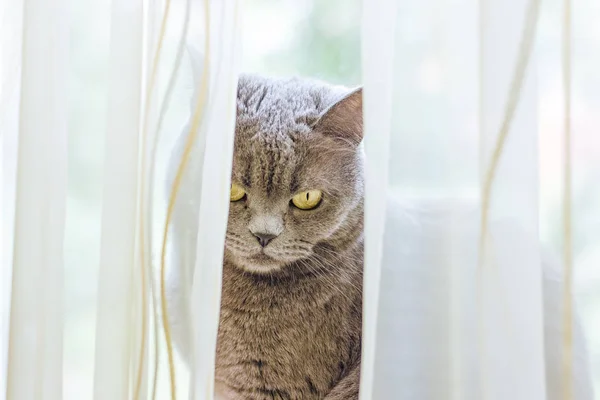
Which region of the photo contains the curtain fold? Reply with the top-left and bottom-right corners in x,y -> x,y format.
3,0 -> 69,398
362,0 -> 550,398
0,2 -> 23,395
186,1 -> 241,398
359,0 -> 397,399
92,0 -> 143,398
477,0 -> 546,397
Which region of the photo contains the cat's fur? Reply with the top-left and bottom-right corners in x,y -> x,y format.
167,75 -> 364,400
166,72 -> 595,399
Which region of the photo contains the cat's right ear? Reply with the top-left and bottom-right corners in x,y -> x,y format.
313,87 -> 363,146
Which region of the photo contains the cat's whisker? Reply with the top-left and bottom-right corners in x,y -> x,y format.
300,257 -> 356,305
305,254 -> 363,295
297,259 -> 353,305
317,246 -> 363,263
313,245 -> 364,265
308,141 -> 360,156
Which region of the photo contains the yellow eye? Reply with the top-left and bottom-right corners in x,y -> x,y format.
230,183 -> 246,201
291,190 -> 323,210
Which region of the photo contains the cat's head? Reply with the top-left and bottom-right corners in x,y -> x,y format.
225,75 -> 364,274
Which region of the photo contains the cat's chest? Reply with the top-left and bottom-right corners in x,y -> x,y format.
214,271 -> 359,399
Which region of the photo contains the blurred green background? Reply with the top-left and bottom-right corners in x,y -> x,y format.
65,0 -> 599,398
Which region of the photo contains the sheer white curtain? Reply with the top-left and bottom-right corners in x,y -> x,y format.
92,0 -> 143,398
1,0 -> 240,399
362,0 -> 593,399
0,1 -> 22,395
1,0 -> 68,398
1,0 -> 597,399
92,0 -> 241,398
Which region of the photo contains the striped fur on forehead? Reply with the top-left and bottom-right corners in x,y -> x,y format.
232,74 -> 354,195
245,136 -> 300,195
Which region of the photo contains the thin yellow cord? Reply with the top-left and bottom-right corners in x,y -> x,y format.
478,0 -> 541,265
561,0 -> 574,397
150,271 -> 160,400
134,228 -> 149,400
145,0 -> 193,396
477,0 -> 541,398
134,0 -> 173,399
160,0 -> 211,397
477,2 -> 486,398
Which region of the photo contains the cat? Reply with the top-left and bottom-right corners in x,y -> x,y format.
166,72 -> 595,399
167,74 -> 364,399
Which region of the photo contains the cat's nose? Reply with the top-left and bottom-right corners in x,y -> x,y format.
253,232 -> 277,247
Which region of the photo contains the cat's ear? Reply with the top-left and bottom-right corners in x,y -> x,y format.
313,87 -> 363,145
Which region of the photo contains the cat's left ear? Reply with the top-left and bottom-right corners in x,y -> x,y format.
313,87 -> 363,145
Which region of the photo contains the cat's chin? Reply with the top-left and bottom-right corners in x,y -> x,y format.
227,251 -> 286,274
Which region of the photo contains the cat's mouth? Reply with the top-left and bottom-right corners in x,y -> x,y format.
240,252 -> 284,274
249,252 -> 274,262
224,237 -> 296,273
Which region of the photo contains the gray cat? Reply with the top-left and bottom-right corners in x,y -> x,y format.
167,75 -> 364,400
215,76 -> 364,399
166,73 -> 595,400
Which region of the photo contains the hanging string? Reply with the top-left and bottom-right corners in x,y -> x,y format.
142,0 -> 193,396
133,0 -> 172,398
477,1 -> 486,396
478,0 -> 541,264
159,0 -> 211,397
561,0 -> 574,397
477,0 -> 541,397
